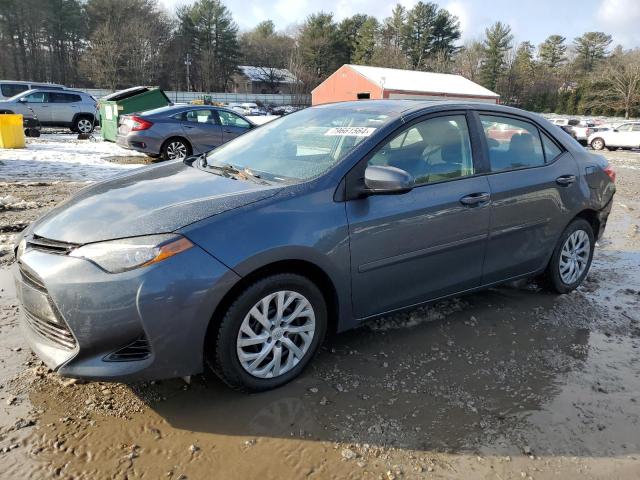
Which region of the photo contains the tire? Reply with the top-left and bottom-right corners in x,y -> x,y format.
590,138 -> 605,150
161,138 -> 191,161
544,218 -> 595,294
208,273 -> 327,392
73,116 -> 94,134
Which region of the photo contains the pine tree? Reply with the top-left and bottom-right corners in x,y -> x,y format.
573,32 -> 612,72
538,35 -> 566,69
480,22 -> 513,91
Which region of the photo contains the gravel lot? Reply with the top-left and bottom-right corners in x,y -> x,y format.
0,135 -> 638,479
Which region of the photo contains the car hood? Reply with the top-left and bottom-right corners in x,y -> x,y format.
32,161 -> 282,244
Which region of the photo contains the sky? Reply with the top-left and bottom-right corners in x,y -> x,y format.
160,0 -> 640,48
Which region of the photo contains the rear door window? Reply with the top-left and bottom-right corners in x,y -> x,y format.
480,115 -> 545,172
218,110 -> 251,129
51,92 -> 81,103
1,83 -> 29,97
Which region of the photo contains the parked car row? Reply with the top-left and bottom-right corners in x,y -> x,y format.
549,118 -> 597,143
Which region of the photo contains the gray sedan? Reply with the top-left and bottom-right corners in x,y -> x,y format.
116,105 -> 256,160
13,100 -> 615,392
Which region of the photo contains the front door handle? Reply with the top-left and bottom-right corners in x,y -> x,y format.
184,125 -> 195,129
223,129 -> 233,133
556,175 -> 576,186
460,192 -> 491,206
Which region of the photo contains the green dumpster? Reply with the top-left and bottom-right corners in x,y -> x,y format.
98,86 -> 171,142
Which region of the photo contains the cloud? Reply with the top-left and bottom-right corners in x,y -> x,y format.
597,0 -> 640,47
445,1 -> 472,41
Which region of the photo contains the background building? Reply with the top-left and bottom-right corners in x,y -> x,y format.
312,65 -> 500,105
232,66 -> 299,94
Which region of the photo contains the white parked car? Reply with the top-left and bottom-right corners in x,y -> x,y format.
588,122 -> 640,150
572,121 -> 597,143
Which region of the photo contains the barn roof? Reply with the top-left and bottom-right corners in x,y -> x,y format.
345,64 -> 499,98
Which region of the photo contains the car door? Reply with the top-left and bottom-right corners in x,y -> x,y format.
50,92 -> 81,124
20,91 -> 51,122
217,110 -> 253,142
631,124 -> 640,147
346,112 -> 491,319
180,108 -> 223,153
609,123 -> 634,147
477,112 -> 581,284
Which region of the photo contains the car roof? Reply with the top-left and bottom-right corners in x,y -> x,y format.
140,104 -> 254,120
0,80 -> 64,86
313,99 -> 548,123
17,88 -> 86,95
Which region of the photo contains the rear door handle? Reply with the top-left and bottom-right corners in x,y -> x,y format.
184,125 -> 195,129
460,192 -> 491,206
556,175 -> 576,186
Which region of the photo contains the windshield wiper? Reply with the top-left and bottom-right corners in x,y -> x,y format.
202,159 -> 270,184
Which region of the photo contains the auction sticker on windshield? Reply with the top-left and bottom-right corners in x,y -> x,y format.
324,127 -> 376,137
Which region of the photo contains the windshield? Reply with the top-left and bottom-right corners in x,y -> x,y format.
205,107 -> 391,182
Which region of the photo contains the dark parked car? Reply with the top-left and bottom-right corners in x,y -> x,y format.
116,104 -> 256,160
13,101 -> 615,392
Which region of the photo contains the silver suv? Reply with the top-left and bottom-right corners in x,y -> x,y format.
0,88 -> 98,133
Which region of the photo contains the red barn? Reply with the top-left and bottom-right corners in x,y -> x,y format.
312,64 -> 499,105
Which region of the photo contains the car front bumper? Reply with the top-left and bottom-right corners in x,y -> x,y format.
14,242 -> 239,381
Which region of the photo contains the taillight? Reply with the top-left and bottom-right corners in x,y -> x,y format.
603,165 -> 616,182
130,116 -> 153,131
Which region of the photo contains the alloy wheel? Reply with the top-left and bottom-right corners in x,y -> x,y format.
591,139 -> 604,150
236,290 -> 316,379
77,118 -> 93,133
166,141 -> 187,160
559,229 -> 590,284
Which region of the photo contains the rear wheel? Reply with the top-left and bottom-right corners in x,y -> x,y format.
544,218 -> 595,293
590,137 -> 606,150
208,273 -> 327,392
161,138 -> 191,160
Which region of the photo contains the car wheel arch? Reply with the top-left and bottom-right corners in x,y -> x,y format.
203,258 -> 340,364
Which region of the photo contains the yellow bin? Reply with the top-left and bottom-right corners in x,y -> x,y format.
0,114 -> 25,149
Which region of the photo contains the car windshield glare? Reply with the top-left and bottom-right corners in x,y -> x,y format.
205,107 -> 391,182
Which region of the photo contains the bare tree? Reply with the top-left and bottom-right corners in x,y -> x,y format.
585,50 -> 640,118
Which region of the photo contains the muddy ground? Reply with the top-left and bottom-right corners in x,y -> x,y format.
0,147 -> 639,479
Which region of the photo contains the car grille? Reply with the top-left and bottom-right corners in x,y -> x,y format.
27,235 -> 77,255
18,263 -> 77,350
105,336 -> 151,362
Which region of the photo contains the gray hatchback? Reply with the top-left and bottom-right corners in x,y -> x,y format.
116,104 -> 256,160
13,101 -> 615,392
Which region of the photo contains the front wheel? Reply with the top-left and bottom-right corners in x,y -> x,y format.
544,218 -> 595,293
590,138 -> 606,150
208,274 -> 327,392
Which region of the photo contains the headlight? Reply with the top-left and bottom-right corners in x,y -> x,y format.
69,234 -> 193,273
15,238 -> 26,261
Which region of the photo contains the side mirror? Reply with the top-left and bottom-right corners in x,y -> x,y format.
17,97 -> 27,103
613,129 -> 619,132
362,165 -> 414,195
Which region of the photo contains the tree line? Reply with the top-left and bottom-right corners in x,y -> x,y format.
1,0 -> 639,117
